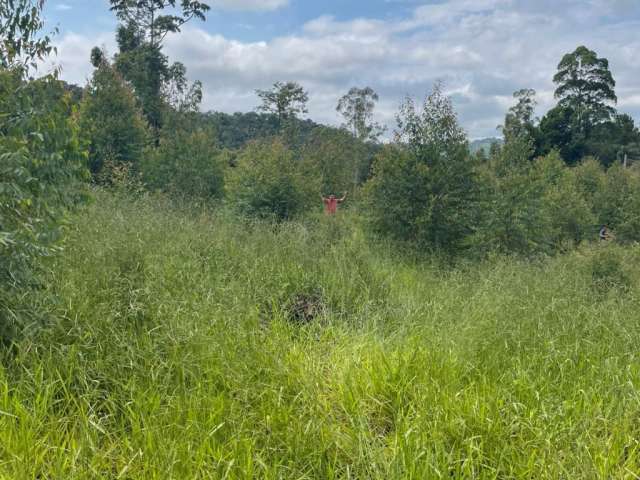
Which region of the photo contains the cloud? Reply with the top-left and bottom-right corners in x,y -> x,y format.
45,32 -> 116,85
55,3 -> 72,11
52,0 -> 640,139
208,0 -> 289,11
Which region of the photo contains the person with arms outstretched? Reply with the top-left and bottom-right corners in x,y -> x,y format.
322,192 -> 347,215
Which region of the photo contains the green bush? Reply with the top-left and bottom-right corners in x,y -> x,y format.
535,152 -> 595,247
364,85 -> 477,253
599,164 -> 640,242
471,137 -> 549,255
142,122 -> 226,199
585,247 -> 632,294
226,138 -> 319,220
79,59 -> 149,178
0,70 -> 88,341
300,126 -> 372,196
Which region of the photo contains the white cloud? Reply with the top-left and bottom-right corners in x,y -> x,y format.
208,0 -> 289,11
55,3 -> 73,11
46,32 -> 116,85
52,0 -> 640,138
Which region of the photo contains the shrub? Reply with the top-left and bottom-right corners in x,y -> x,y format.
142,121 -> 226,199
79,58 -> 149,178
0,71 -> 88,342
471,136 -> 548,255
598,164 -> 640,242
586,247 -> 631,294
364,84 -> 477,253
226,138 -> 319,220
300,126 -> 371,196
535,152 -> 595,247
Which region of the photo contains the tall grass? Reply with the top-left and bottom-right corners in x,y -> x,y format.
1,191 -> 640,479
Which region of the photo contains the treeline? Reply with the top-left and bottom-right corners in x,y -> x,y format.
2,1 -> 640,338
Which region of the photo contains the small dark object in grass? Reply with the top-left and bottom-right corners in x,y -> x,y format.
287,291 -> 325,324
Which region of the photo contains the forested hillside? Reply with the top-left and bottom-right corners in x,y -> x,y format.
2,1 -> 640,478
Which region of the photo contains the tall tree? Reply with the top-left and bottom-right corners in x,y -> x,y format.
538,46 -> 618,164
79,50 -> 149,178
553,45 -> 617,131
1,0 -> 87,341
109,0 -> 210,48
501,88 -> 537,145
107,0 -> 209,132
336,87 -> 385,142
366,83 -> 477,252
256,81 -> 309,124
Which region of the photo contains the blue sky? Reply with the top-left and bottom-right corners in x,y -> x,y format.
43,0 -> 640,138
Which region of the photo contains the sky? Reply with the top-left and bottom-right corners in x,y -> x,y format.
43,0 -> 640,139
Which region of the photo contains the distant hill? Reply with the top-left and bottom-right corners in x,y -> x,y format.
470,137 -> 503,154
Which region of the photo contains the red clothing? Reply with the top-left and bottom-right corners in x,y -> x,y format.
323,197 -> 342,214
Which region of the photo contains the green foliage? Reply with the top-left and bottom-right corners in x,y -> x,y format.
501,88 -> 537,145
256,81 -> 309,125
472,136 -> 549,255
473,144 -> 596,256
301,126 -> 372,196
336,86 -> 385,142
586,114 -> 640,167
535,152 -> 595,247
583,246 -> 632,294
0,70 -> 88,341
536,45 -> 637,166
202,111 -> 319,150
596,163 -> 640,242
108,0 -> 208,132
570,158 -> 640,243
366,84 -> 477,252
553,45 -> 617,127
226,139 -> 319,220
142,116 -> 225,199
114,24 -> 168,131
109,0 -> 210,48
79,59 -> 149,178
537,104 -> 585,164
0,0 -> 55,70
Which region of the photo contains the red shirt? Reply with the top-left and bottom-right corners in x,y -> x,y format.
323,197 -> 341,214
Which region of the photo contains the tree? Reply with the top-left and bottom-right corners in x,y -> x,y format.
586,113 -> 640,167
595,164 -> 640,242
79,52 -> 149,178
501,88 -> 537,145
142,116 -> 225,199
537,46 -> 619,165
113,22 -> 168,131
534,152 -> 595,247
472,132 -> 548,255
537,104 -> 585,164
553,46 -> 617,132
163,61 -> 203,113
0,0 -> 56,71
226,139 -> 318,221
256,82 -> 309,125
301,126 -> 370,195
1,0 -> 87,341
336,87 -> 385,142
365,83 -> 477,252
109,0 -> 210,48
107,0 -> 208,132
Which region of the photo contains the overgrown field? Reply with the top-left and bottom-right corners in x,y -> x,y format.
2,193 -> 640,479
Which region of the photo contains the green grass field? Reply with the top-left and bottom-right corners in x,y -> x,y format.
2,192 -> 640,479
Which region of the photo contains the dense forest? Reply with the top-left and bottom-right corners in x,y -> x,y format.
3,0 -> 640,477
